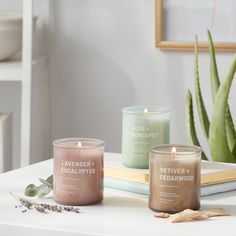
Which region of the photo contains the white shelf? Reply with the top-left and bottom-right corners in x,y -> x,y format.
0,59 -> 22,82
0,0 -> 46,168
0,56 -> 47,83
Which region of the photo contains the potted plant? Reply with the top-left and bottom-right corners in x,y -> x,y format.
186,31 -> 236,162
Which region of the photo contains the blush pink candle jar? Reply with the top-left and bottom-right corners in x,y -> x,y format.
53,138 -> 104,206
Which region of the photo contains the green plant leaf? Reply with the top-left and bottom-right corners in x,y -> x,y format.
186,90 -> 208,160
39,176 -> 53,189
225,106 -> 236,151
194,36 -> 210,139
208,55 -> 236,162
207,30 -> 220,101
46,175 -> 53,187
207,30 -> 236,151
25,184 -> 38,197
232,142 -> 236,157
37,184 -> 52,198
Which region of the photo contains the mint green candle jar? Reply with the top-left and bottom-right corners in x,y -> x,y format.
122,106 -> 170,169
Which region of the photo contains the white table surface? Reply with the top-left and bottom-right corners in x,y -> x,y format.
1,158 -> 236,236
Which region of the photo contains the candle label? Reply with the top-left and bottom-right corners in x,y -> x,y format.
60,160 -> 96,175
54,155 -> 103,204
128,125 -> 160,167
122,115 -> 170,168
159,167 -> 194,181
149,160 -> 200,213
158,165 -> 196,205
131,126 -> 159,138
129,125 -> 161,157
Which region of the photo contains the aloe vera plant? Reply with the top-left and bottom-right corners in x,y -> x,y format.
186,31 -> 236,162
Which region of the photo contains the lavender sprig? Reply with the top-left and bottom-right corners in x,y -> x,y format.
34,205 -> 47,213
10,192 -> 80,214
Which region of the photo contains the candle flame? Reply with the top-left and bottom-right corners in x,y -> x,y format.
77,141 -> 82,147
172,147 -> 176,159
144,108 -> 148,116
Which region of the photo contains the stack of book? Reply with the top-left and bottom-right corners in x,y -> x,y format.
104,152 -> 236,196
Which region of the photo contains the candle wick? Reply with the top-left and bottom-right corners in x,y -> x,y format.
172,147 -> 176,160
144,108 -> 148,116
77,141 -> 82,154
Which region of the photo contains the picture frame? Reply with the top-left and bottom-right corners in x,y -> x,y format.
155,0 -> 236,51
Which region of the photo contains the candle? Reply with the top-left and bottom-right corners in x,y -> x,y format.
53,138 -> 104,206
149,144 -> 201,213
122,106 -> 170,168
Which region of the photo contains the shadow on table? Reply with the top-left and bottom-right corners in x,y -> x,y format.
102,195 -> 148,208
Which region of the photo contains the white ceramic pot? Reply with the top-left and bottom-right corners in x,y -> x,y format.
0,13 -> 37,61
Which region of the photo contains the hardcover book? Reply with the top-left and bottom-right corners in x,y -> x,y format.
104,152 -> 236,196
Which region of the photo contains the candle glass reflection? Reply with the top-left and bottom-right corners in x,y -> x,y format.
149,144 -> 201,213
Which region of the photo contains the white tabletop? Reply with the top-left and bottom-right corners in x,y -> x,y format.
0,158 -> 236,236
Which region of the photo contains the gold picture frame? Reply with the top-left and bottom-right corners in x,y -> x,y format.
156,0 -> 236,51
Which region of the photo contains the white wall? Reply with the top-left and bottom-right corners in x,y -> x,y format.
50,0 -> 236,157
1,0 -> 235,165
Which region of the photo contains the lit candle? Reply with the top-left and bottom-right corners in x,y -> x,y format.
149,144 -> 201,213
53,138 -> 104,205
122,106 -> 170,168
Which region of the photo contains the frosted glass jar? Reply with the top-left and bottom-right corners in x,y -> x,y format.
149,144 -> 201,213
122,107 -> 170,169
53,138 -> 104,206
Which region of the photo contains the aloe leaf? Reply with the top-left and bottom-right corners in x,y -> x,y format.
186,90 -> 208,160
207,30 -> 220,101
226,107 -> 236,150
194,36 -> 210,139
207,30 -> 236,150
208,55 -> 236,162
233,142 -> 236,157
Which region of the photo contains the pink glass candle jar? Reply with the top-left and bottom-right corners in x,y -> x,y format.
149,144 -> 201,213
53,138 -> 104,206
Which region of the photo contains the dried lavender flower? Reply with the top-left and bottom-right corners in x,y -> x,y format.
62,206 -> 80,213
34,206 -> 46,213
40,204 -> 62,212
10,192 -> 80,214
19,198 -> 32,209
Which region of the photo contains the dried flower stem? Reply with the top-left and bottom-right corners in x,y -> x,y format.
10,192 -> 80,214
